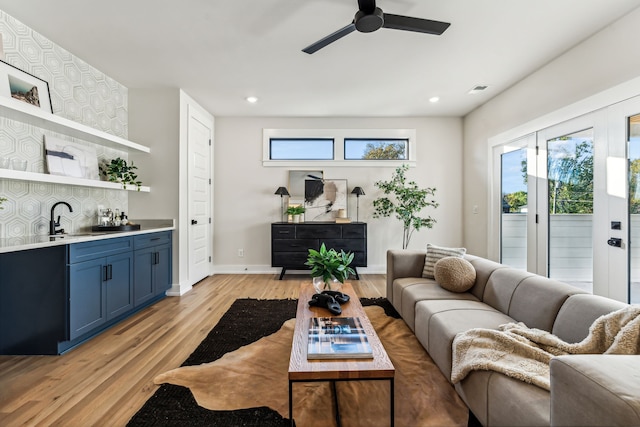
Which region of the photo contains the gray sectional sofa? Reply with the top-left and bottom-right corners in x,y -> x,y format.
386,249 -> 640,427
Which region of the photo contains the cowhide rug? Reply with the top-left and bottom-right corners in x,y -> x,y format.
154,306 -> 467,427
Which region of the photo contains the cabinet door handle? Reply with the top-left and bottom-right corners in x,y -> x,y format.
108,264 -> 113,280
103,265 -> 109,282
154,252 -> 159,265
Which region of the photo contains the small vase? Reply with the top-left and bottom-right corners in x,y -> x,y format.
312,276 -> 341,293
293,214 -> 300,223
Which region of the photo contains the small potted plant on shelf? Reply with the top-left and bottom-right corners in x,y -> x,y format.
286,205 -> 306,223
0,196 -> 7,209
305,243 -> 355,292
100,157 -> 142,191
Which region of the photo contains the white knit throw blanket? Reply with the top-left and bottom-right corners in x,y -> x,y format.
450,305 -> 640,390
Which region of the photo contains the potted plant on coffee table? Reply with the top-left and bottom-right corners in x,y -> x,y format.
305,243 -> 355,292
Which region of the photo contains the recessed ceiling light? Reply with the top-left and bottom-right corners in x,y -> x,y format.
468,85 -> 489,95
429,96 -> 440,103
246,96 -> 258,103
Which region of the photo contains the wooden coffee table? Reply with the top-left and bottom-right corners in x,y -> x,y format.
288,282 -> 395,426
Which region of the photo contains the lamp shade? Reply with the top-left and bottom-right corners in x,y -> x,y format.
351,186 -> 365,196
275,187 -> 290,196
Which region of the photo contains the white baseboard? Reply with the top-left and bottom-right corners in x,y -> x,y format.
211,264 -> 386,275
165,282 -> 193,297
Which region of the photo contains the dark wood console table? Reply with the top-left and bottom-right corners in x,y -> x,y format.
271,222 -> 367,280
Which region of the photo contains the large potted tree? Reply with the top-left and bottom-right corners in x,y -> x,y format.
372,164 -> 438,249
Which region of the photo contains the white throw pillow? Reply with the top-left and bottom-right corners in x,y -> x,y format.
422,243 -> 466,279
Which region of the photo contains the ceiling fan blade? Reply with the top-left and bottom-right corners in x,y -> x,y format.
382,13 -> 450,35
302,23 -> 356,54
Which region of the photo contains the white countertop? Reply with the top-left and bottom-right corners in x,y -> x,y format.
0,219 -> 175,254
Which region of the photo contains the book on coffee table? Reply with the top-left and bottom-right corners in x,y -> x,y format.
307,316 -> 373,359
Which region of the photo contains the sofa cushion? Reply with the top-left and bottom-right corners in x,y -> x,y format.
485,371 -> 550,426
552,294 -> 627,343
395,280 -> 478,331
508,275 -> 586,332
391,277 -> 433,318
414,300 -> 515,380
464,255 -> 508,301
455,370 -> 551,427
434,257 -> 476,292
422,243 -> 466,279
550,355 -> 640,427
482,267 -> 535,314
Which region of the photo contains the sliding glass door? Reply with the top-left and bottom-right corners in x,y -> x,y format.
493,97 -> 640,303
493,107 -> 629,302
544,128 -> 594,291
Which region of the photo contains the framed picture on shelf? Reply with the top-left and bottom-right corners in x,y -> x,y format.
305,178 -> 348,221
44,135 -> 99,179
0,59 -> 53,113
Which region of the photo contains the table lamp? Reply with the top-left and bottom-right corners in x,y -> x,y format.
275,187 -> 290,222
350,186 -> 365,222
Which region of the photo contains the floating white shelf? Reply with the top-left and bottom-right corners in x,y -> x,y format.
0,169 -> 150,192
0,97 -> 150,153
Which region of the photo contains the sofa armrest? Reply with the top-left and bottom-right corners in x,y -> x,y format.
386,249 -> 426,304
550,355 -> 640,426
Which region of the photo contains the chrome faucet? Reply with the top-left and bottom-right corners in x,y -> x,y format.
50,201 -> 73,235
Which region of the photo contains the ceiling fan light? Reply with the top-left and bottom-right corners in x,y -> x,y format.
355,7 -> 384,33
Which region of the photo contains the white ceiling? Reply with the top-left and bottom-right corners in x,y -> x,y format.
1,0 -> 639,117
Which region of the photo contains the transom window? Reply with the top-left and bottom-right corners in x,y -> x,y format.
344,138 -> 408,160
263,128 -> 416,167
269,138 -> 334,160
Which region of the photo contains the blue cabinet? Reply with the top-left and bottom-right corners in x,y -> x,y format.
69,258 -> 106,339
68,237 -> 133,340
0,230 -> 172,355
0,245 -> 67,355
133,231 -> 172,306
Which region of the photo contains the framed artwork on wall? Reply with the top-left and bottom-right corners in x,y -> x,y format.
0,59 -> 52,113
305,178 -> 348,221
288,170 -> 323,199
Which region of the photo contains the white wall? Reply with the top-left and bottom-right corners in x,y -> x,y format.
463,6 -> 640,257
128,89 -> 181,285
214,116 -> 463,273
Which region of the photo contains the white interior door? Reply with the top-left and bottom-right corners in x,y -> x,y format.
187,105 -> 212,285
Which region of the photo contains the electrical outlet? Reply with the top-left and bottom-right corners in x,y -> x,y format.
473,205 -> 479,214
238,249 -> 244,257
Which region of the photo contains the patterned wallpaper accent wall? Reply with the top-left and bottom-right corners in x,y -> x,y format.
0,10 -> 131,238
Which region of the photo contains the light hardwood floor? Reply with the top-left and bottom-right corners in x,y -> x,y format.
0,273 -> 386,426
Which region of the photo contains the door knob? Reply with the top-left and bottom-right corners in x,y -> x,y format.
607,238 -> 622,247
191,219 -> 198,225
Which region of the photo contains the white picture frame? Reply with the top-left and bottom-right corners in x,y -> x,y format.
0,59 -> 52,113
44,135 -> 99,180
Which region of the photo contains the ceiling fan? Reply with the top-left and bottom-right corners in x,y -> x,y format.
302,0 -> 451,54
